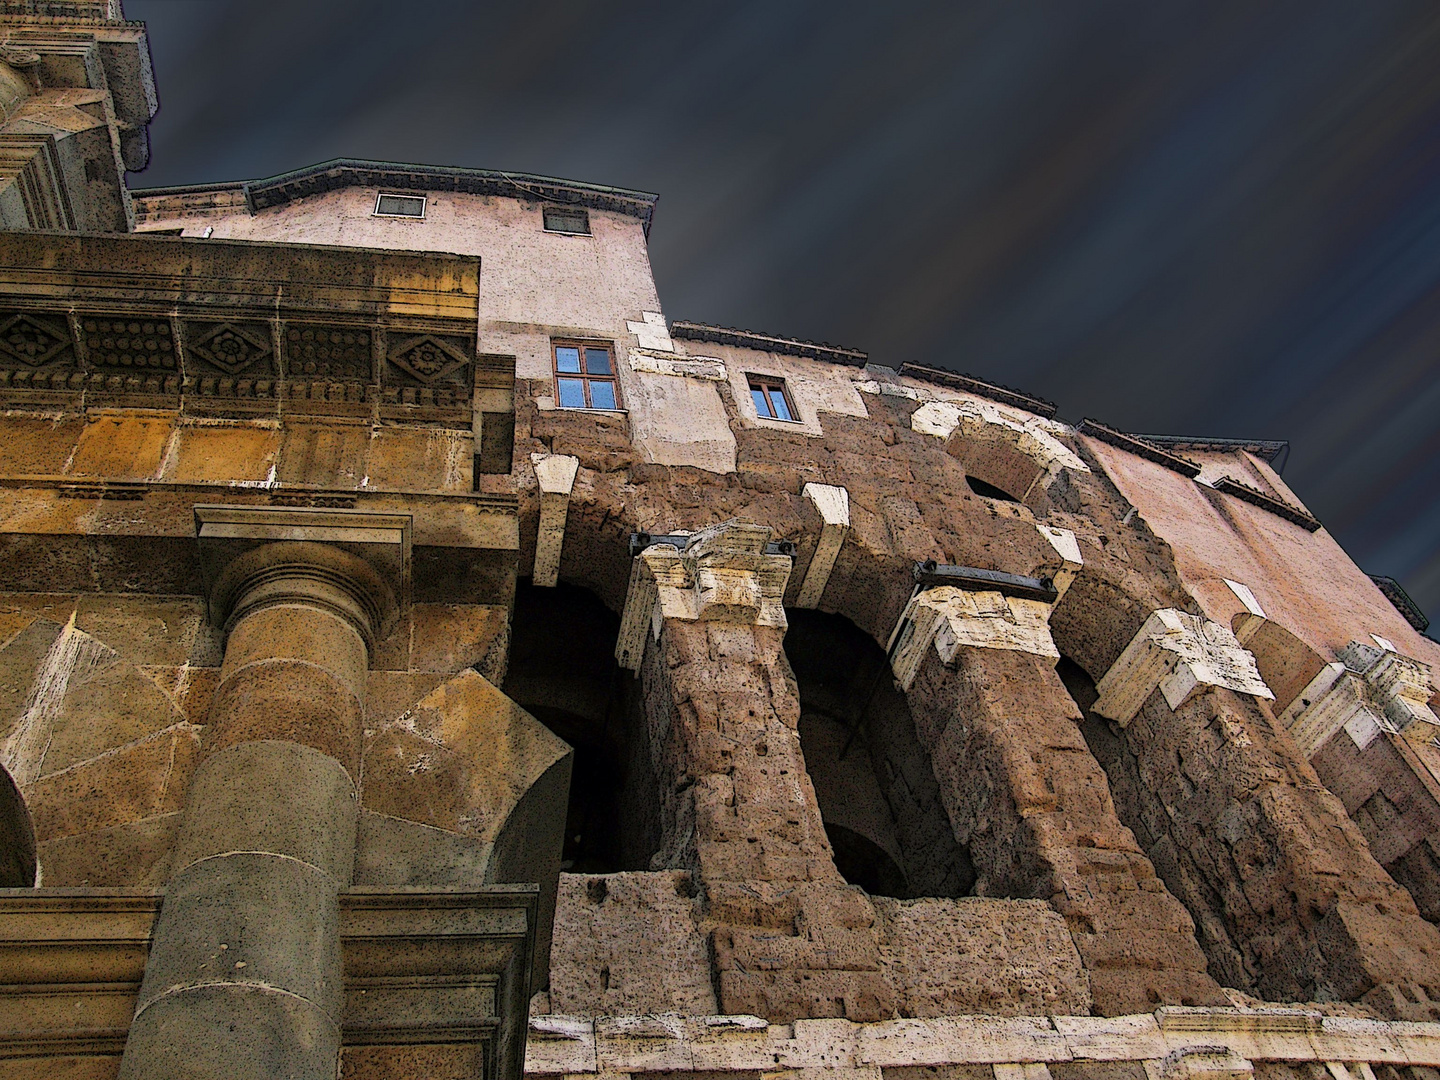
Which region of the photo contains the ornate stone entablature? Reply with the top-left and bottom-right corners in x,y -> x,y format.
615,519 -> 793,671
1280,640 -> 1440,756
1093,609 -> 1275,726
0,232 -> 500,430
889,522 -> 1083,689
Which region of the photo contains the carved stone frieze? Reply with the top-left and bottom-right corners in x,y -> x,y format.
615,519 -> 792,671
385,332 -> 471,386
283,324 -> 373,381
186,321 -> 274,377
0,311 -> 71,368
1093,608 -> 1274,725
80,316 -> 176,371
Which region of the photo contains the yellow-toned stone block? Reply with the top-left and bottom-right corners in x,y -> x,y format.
161,424 -> 281,485
66,413 -> 174,479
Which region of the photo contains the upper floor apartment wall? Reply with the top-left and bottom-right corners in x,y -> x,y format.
132,181 -> 662,391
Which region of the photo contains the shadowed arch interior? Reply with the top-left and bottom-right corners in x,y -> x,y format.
0,763 -> 35,887
502,580 -> 661,874
783,607 -> 974,898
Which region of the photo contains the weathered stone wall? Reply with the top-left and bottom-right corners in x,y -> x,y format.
504,346 -> 1440,1022
905,644 -> 1223,1014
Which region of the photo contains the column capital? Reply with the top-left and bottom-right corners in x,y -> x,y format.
195,505 -> 410,648
1280,640 -> 1439,756
616,519 -> 792,671
1093,608 -> 1274,725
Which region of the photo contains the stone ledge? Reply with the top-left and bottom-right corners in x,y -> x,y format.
524,1008 -> 1440,1075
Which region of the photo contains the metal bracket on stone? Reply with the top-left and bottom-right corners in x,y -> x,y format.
1093,609 -> 1274,726
1280,640 -> 1439,756
888,524 -> 1083,688
616,520 -> 794,671
912,561 -> 1058,604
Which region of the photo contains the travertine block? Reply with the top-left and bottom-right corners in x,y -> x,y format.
891,586 -> 1058,690
796,483 -> 850,608
1094,609 -> 1273,725
1279,642 -> 1439,757
532,453 -> 580,588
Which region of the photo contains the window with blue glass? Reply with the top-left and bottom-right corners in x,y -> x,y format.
551,340 -> 619,410
747,375 -> 797,422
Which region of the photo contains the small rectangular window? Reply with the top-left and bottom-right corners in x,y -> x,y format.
747,375 -> 797,421
374,192 -> 426,218
553,340 -> 620,410
544,206 -> 590,235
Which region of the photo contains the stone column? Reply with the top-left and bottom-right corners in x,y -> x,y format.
121,532 -> 400,1080
617,520 -> 892,1023
894,562 -> 1226,1014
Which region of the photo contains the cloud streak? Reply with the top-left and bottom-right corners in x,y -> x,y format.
126,0 -> 1440,617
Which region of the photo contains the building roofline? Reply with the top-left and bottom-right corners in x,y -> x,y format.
130,158 -> 661,237
1132,434 -> 1289,465
898,362 -> 1058,419
670,321 -> 868,367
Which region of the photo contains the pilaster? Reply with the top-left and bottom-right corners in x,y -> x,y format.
623,519 -> 893,1023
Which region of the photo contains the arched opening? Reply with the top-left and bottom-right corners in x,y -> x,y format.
0,763 -> 35,887
1056,654 -> 1128,782
784,607 -> 974,898
965,475 -> 1020,502
502,580 -> 660,874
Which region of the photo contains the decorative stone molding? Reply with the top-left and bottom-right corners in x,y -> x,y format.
615,520 -> 792,671
0,887 -> 537,1080
194,505 -> 411,646
1093,609 -> 1274,726
532,453 -> 580,588
795,482 -> 849,608
890,586 -> 1059,690
887,523 -> 1080,689
1279,640 -> 1439,756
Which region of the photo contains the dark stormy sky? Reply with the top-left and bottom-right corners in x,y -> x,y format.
124,0 -> 1440,619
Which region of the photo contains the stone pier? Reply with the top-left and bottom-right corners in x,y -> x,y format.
895,584 -> 1225,1015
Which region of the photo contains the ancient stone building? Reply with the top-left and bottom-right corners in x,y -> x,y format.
2,3 -> 1440,1079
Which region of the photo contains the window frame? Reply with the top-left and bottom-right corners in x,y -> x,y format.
551,339 -> 622,411
372,192 -> 427,219
543,206 -> 591,235
746,374 -> 799,423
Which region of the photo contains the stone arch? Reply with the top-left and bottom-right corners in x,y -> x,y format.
909,397 -> 1090,509
1046,556 -> 1440,1013
0,762 -> 35,887
784,606 -> 975,899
